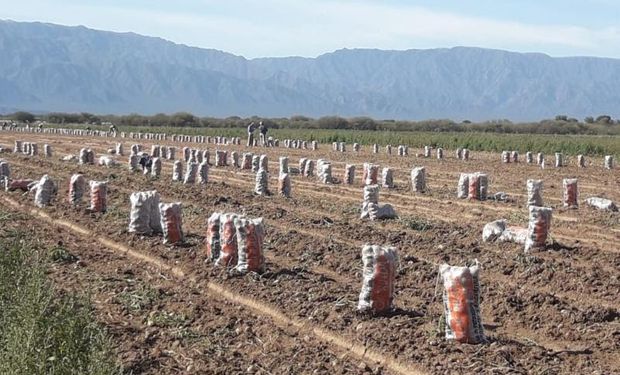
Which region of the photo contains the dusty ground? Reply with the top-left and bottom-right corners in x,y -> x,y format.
0,131 -> 618,374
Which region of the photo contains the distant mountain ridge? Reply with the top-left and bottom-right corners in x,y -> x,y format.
1,19 -> 619,121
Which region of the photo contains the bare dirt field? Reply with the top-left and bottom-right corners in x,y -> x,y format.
0,131 -> 618,374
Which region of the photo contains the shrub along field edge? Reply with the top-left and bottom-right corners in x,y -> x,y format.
0,210 -> 121,375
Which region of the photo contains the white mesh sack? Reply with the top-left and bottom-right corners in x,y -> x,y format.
562,179 -> 578,208
184,162 -> 198,184
252,155 -> 260,172
89,180 -> 108,213
279,157 -> 289,175
439,263 -> 484,344
167,147 -> 176,160
501,151 -> 510,163
365,164 -> 379,185
259,155 -> 268,172
524,206 -> 552,253
299,158 -> 307,174
128,154 -> 140,172
98,156 -> 117,167
172,160 -> 183,182
344,164 -> 355,185
358,244 -> 397,314
526,152 -> 533,164
555,153 -> 563,168
604,155 -> 614,169
198,161 -> 209,184
78,148 -> 90,165
304,160 -> 315,177
411,167 -> 426,193
68,174 -> 85,205
242,153 -> 253,170
159,202 -> 184,245
205,212 -> 221,262
585,197 -> 618,212
577,155 -> 585,168
526,179 -> 543,207
151,144 -> 160,158
278,173 -> 291,197
255,169 -> 269,195
216,213 -> 238,267
151,157 -> 162,178
128,190 -> 162,234
234,217 -> 266,274
34,175 -> 56,208
381,167 -> 394,188
231,151 -> 240,168
363,184 -> 379,204
0,161 -> 10,180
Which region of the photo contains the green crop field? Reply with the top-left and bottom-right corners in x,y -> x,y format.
48,124 -> 620,157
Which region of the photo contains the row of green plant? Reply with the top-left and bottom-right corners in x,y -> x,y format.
0,211 -> 120,375
44,123 -> 620,156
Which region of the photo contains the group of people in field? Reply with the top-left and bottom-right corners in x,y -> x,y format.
246,121 -> 272,147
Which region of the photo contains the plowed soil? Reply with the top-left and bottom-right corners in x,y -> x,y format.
0,131 -> 618,375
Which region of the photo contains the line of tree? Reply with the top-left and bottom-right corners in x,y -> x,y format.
2,111 -> 619,135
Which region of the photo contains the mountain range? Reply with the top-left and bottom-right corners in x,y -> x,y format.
1,19 -> 619,121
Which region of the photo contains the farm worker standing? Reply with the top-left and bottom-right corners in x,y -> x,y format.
247,121 -> 257,147
259,121 -> 268,146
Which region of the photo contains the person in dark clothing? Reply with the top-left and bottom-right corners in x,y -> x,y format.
247,121 -> 257,147
258,121 -> 268,146
139,153 -> 152,173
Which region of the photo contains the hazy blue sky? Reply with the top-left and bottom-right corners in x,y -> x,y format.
2,0 -> 619,58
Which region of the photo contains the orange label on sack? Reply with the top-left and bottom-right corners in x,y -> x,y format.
245,223 -> 264,272
220,220 -> 237,266
91,187 -> 106,212
370,254 -> 395,312
533,216 -> 548,246
468,176 -> 480,200
165,211 -> 182,244
446,272 -> 474,343
369,167 -> 378,185
565,184 -> 577,207
205,222 -> 218,257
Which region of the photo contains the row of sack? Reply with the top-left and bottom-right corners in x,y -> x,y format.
128,191 -> 265,274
